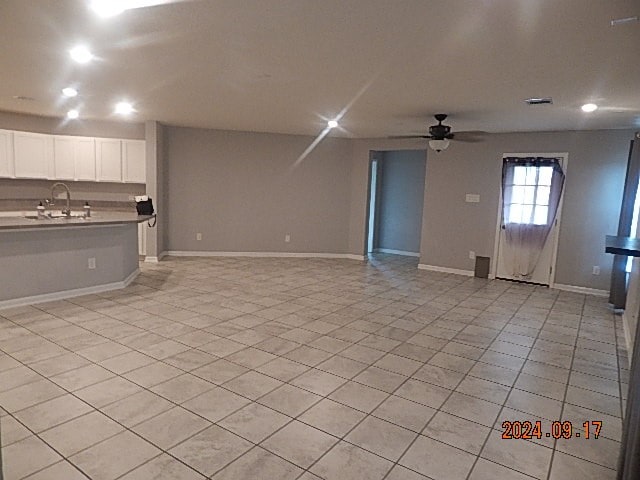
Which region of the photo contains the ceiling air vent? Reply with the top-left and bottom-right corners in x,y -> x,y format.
525,97 -> 553,105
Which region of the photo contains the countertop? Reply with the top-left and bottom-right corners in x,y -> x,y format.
0,211 -> 155,231
605,235 -> 640,257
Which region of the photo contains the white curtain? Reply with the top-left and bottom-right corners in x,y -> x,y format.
501,157 -> 565,278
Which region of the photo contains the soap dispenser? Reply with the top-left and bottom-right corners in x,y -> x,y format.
84,201 -> 91,218
37,201 -> 45,219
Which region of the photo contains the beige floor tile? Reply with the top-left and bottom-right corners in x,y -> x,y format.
385,465 -> 430,480
39,411 -> 124,457
182,387 -> 250,422
549,451 -> 616,480
373,353 -> 422,376
15,394 -> 93,433
69,430 -> 161,480
256,357 -> 311,381
150,373 -> 215,403
400,435 -> 477,480
123,362 -> 183,388
102,390 -> 174,427
455,376 -> 511,404
329,381 -> 389,413
0,378 -> 66,412
317,356 -> 368,379
372,395 -> 436,432
2,435 -> 62,479
441,392 -> 501,427
75,376 -> 143,408
298,398 -> 366,437
290,368 -> 347,396
469,458 -> 536,480
133,406 -> 211,449
212,446 -> 303,480
555,434 -> 620,470
505,389 -> 563,421
191,359 -> 249,385
346,416 -> 417,461
423,411 -> 491,454
262,420 -> 338,468
98,351 -> 155,375
394,378 -> 452,409
119,453 -> 206,480
259,384 -> 322,416
310,441 -> 393,480
223,370 -> 283,400
25,460 -> 90,479
353,366 -> 407,393
169,424 -> 252,476
219,402 -> 290,442
225,347 -> 277,368
29,352 -> 91,377
1,415 -> 32,447
481,429 -> 552,479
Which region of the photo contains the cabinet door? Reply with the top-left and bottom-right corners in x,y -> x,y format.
53,136 -> 76,180
14,131 -> 53,179
96,138 -> 122,182
123,140 -> 146,183
75,137 -> 96,181
0,129 -> 14,178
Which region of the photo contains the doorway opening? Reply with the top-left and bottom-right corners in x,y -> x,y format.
365,150 -> 426,257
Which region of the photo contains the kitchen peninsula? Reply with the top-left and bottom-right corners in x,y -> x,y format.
0,212 -> 154,308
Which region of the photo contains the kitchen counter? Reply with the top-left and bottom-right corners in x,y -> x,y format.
0,213 -> 152,309
606,235 -> 640,257
0,212 -> 154,230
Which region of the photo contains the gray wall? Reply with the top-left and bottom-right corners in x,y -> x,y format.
165,126 -> 353,253
377,150 -> 426,253
349,130 -> 631,290
0,110 -> 145,139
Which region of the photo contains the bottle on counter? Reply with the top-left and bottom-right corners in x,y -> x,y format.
37,202 -> 46,219
84,201 -> 91,217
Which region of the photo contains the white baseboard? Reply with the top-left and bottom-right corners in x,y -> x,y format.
144,251 -> 167,263
622,311 -> 633,365
417,264 -> 474,276
375,248 -> 420,257
552,283 -> 609,297
166,251 -> 366,261
0,268 -> 140,310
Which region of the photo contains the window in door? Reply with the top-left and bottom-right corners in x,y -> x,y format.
505,165 -> 554,225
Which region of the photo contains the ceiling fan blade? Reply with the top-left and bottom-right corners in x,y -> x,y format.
387,135 -> 430,139
450,131 -> 487,143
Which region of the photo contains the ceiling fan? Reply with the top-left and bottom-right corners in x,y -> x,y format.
390,114 -> 483,152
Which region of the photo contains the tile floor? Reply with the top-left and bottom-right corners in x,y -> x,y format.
0,254 -> 627,479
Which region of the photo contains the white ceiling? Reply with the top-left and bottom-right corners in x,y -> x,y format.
1,0 -> 639,137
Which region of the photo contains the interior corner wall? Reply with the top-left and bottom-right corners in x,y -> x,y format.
418,129 -> 632,290
144,120 -> 164,259
164,126 -> 353,254
377,150 -> 426,253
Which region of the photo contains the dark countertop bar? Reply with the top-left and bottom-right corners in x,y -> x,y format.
606,235 -> 640,257
0,212 -> 154,231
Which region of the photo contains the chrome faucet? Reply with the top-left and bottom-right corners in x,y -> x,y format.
49,182 -> 72,217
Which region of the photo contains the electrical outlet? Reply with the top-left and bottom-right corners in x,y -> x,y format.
196,233 -> 202,241
469,251 -> 476,260
285,234 -> 291,243
592,266 -> 600,275
88,257 -> 96,269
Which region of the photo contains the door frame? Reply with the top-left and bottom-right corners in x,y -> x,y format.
491,152 -> 569,287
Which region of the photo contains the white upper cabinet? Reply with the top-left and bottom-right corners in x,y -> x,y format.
96,138 -> 123,182
5,129 -> 142,183
0,129 -> 14,178
53,136 -> 76,180
13,131 -> 53,179
75,137 -> 96,181
123,139 -> 146,183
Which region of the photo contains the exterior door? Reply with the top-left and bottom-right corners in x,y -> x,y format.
495,153 -> 567,285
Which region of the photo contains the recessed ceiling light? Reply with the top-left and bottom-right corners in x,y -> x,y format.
327,120 -> 338,128
581,103 -> 598,112
115,101 -> 135,115
62,87 -> 78,97
67,109 -> 79,119
69,46 -> 93,64
89,0 -> 126,17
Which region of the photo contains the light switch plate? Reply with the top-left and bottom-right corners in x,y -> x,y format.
465,194 -> 480,203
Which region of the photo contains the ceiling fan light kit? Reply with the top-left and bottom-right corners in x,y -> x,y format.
429,139 -> 450,152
